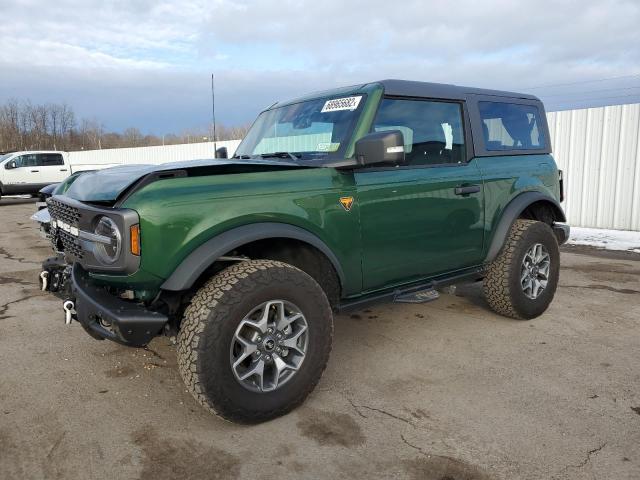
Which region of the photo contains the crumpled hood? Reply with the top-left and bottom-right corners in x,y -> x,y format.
63,158 -> 300,202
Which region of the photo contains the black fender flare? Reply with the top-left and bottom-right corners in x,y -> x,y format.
161,222 -> 345,291
485,192 -> 566,263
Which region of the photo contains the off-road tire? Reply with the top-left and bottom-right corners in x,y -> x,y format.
177,260 -> 333,423
483,219 -> 560,320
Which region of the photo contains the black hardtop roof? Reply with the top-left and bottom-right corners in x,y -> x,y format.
270,79 -> 540,110
377,79 -> 539,101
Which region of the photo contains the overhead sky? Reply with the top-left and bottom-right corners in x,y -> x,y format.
1,0 -> 639,134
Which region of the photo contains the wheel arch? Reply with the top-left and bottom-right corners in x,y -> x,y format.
160,222 -> 346,297
485,192 -> 566,263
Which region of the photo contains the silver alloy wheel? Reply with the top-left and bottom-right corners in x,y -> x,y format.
230,300 -> 309,393
520,243 -> 551,300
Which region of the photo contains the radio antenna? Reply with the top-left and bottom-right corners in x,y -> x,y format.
211,73 -> 217,154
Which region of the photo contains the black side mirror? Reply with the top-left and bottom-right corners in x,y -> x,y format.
215,147 -> 228,159
354,130 -> 405,166
5,160 -> 17,170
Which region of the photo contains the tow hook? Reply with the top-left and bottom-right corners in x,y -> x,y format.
63,300 -> 75,325
40,271 -> 49,291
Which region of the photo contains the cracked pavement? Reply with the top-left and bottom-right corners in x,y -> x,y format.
1,198 -> 639,480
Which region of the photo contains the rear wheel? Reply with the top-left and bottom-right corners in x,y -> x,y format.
177,260 -> 333,423
483,219 -> 560,319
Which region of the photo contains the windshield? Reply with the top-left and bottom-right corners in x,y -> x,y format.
53,171 -> 86,195
234,94 -> 366,162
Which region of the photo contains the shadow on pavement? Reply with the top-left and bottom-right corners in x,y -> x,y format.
0,197 -> 37,206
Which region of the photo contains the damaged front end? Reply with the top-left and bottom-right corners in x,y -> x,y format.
39,245 -> 76,328
39,255 -> 77,327
36,194 -> 168,347
33,176 -> 86,299
35,198 -> 76,302
36,203 -> 82,329
35,205 -> 74,306
39,255 -> 72,298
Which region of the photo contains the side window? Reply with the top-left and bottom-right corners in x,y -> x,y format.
372,98 -> 466,166
39,153 -> 64,166
15,154 -> 38,168
478,102 -> 545,151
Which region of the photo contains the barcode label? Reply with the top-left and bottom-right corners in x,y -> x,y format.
321,96 -> 362,113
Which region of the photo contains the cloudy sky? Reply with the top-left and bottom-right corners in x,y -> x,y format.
1,0 -> 639,134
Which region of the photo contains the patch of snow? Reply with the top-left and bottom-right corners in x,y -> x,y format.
567,227 -> 640,253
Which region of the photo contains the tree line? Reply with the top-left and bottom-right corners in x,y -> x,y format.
0,99 -> 249,153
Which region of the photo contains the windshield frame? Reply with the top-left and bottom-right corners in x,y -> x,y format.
234,93 -> 369,165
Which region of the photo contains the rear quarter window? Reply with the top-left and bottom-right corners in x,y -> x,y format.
39,153 -> 65,166
478,102 -> 545,151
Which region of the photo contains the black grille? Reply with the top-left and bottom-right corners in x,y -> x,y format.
48,199 -> 81,226
58,230 -> 84,259
48,198 -> 84,260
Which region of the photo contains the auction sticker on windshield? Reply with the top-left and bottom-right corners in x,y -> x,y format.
321,96 -> 362,113
317,142 -> 340,152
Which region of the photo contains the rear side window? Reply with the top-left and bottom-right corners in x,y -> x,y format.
38,153 -> 64,166
478,102 -> 545,151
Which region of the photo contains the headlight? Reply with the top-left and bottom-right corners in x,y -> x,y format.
93,216 -> 122,264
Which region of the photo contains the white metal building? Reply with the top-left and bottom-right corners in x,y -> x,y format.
69,139 -> 241,170
548,103 -> 640,231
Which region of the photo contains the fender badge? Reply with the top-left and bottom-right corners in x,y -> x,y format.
339,196 -> 354,211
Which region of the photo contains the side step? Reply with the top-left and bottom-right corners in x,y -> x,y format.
394,288 -> 439,304
337,267 -> 482,313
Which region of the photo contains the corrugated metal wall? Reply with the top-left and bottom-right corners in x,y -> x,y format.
68,139 -> 241,169
548,103 -> 640,231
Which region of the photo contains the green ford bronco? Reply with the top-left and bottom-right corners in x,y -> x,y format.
40,79 -> 568,423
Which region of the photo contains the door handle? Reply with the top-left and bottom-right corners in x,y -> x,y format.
454,184 -> 481,195
60,169 -> 68,172
31,170 -> 40,173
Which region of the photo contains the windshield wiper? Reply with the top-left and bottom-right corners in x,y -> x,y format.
231,154 -> 252,159
259,152 -> 301,161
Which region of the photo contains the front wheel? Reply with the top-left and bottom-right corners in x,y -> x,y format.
177,260 -> 333,423
483,219 -> 560,320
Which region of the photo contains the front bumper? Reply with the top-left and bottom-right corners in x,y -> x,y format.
553,222 -> 571,245
71,264 -> 167,347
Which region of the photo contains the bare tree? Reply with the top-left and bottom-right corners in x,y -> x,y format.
28,103 -> 49,149
79,119 -> 105,150
0,100 -> 21,151
122,127 -> 144,147
58,104 -> 75,150
0,99 -> 246,153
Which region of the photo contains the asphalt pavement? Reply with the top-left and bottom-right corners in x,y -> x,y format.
1,198 -> 639,480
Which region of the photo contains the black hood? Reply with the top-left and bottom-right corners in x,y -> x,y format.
64,158 -> 303,202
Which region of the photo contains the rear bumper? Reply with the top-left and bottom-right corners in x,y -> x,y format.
71,264 -> 167,347
553,222 -> 570,246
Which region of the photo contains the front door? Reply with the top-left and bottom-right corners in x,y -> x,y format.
2,154 -> 44,193
355,97 -> 485,292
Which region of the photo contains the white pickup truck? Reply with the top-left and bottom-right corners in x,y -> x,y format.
0,151 -> 75,199
2,142 -> 243,200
